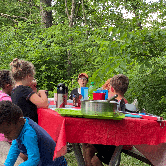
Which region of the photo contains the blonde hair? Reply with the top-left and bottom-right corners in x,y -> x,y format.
10,58 -> 35,81
102,78 -> 112,90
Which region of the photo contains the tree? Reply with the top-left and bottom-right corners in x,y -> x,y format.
40,0 -> 52,28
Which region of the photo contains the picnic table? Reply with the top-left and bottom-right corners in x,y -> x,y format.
38,101 -> 166,166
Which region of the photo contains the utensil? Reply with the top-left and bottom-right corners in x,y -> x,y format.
125,104 -> 137,112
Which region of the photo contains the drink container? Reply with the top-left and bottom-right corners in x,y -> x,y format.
57,83 -> 66,108
73,94 -> 78,107
81,87 -> 89,100
54,93 -> 57,105
64,86 -> 68,105
73,94 -> 81,107
89,82 -> 94,92
73,94 -> 76,106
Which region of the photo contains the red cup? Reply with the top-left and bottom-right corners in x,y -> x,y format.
93,93 -> 105,100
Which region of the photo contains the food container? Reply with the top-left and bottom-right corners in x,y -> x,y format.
81,100 -> 118,116
93,93 -> 105,100
94,90 -> 108,100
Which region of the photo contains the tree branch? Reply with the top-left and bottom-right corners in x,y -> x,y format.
0,13 -> 28,21
82,0 -> 87,25
70,0 -> 75,27
75,2 -> 81,19
65,0 -> 70,20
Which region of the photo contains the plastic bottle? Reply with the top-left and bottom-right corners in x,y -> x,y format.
88,82 -> 95,100
89,82 -> 95,93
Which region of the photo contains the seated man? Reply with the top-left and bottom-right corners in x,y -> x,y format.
68,73 -> 88,151
82,74 -> 129,166
69,73 -> 88,100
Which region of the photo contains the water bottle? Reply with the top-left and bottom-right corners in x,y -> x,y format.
57,83 -> 65,108
89,82 -> 94,92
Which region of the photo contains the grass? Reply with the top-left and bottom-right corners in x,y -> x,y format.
64,151 -> 150,166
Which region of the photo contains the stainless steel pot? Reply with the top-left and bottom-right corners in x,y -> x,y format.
81,100 -> 118,116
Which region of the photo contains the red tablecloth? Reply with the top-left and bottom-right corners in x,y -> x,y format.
37,108 -> 166,160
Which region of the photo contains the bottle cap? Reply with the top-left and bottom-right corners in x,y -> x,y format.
91,82 -> 94,86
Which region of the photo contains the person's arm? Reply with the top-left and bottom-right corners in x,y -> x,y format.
69,91 -> 72,100
29,90 -> 48,108
69,89 -> 75,100
19,129 -> 40,166
2,96 -> 12,102
4,140 -> 20,166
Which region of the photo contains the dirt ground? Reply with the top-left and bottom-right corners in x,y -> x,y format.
0,141 -> 23,166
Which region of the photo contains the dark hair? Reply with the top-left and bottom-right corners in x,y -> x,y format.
0,101 -> 23,125
0,70 -> 13,89
10,58 -> 35,81
110,74 -> 129,95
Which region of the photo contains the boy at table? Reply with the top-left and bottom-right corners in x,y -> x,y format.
82,74 -> 129,166
69,73 -> 88,100
0,100 -> 67,166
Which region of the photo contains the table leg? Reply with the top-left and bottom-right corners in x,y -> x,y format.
72,143 -> 85,166
109,145 -> 123,166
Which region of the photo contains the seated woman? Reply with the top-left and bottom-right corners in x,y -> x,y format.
10,58 -> 48,124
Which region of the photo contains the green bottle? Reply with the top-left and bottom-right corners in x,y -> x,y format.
89,82 -> 95,100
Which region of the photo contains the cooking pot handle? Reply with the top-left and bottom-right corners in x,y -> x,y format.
107,94 -> 118,102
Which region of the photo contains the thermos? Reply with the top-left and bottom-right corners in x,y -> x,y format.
57,83 -> 66,108
64,86 -> 68,105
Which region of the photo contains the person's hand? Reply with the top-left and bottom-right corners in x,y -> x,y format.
30,79 -> 37,93
37,90 -> 49,108
73,97 -> 76,106
79,94 -> 82,100
37,90 -> 47,97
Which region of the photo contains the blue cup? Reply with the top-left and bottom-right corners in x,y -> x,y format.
81,87 -> 89,100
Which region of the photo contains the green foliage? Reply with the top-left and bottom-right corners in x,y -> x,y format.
65,150 -> 150,166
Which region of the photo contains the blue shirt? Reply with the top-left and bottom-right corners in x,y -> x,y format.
4,117 -> 67,166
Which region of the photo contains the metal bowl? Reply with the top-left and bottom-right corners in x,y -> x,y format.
81,100 -> 118,116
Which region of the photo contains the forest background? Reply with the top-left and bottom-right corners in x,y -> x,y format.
0,0 -> 166,116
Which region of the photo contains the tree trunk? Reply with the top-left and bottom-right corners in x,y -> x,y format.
131,1 -> 142,29
65,0 -> 75,27
82,0 -> 87,25
65,0 -> 76,77
40,0 -> 52,28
